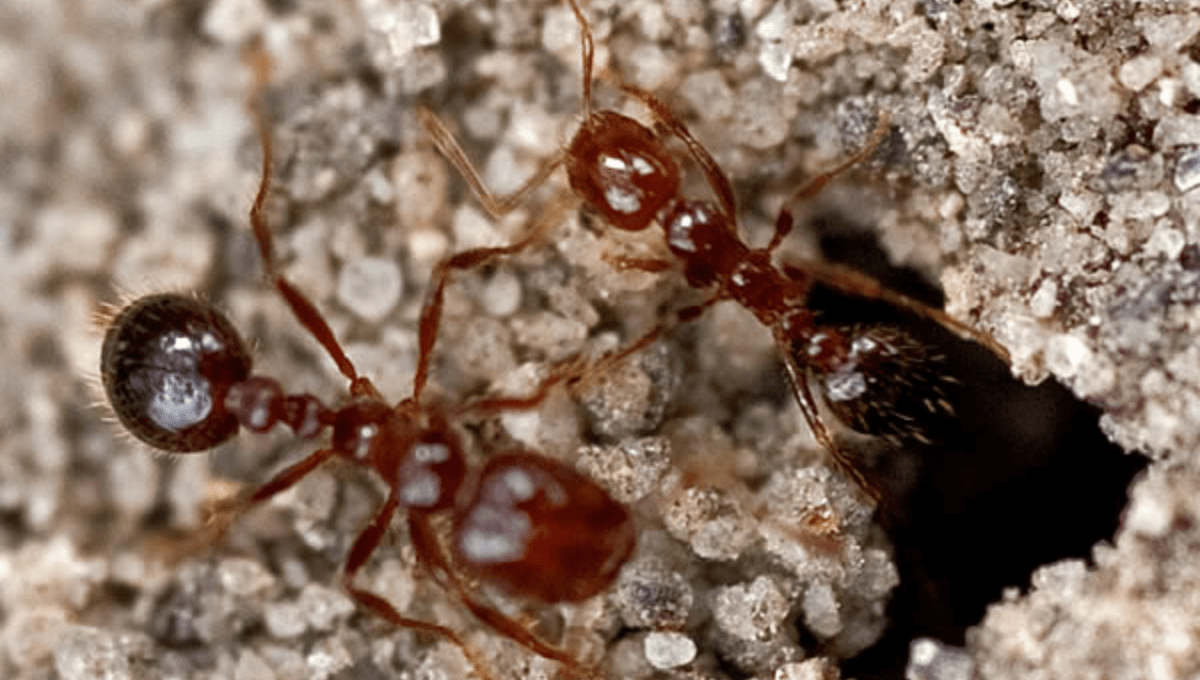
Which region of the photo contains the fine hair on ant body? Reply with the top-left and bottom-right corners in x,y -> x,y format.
99,47 -> 634,680
420,0 -> 1010,500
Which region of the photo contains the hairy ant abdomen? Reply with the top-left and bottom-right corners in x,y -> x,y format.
101,294 -> 253,453
802,323 -> 959,446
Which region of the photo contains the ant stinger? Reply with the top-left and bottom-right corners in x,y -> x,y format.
99,46 -> 633,680
419,0 -> 1010,500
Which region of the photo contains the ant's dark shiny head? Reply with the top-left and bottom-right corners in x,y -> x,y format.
100,294 -> 253,453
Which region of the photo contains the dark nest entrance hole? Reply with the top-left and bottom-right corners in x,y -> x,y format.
802,216 -> 1147,680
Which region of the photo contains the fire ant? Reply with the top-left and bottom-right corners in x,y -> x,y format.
419,0 -> 1011,499
99,49 -> 633,680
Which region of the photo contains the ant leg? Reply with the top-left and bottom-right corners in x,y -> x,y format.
457,292 -> 720,415
406,513 -> 597,678
767,111 -> 893,253
783,259 -> 1011,363
561,294 -> 722,396
342,496 -> 500,680
453,353 -> 590,418
167,447 -> 339,560
601,251 -> 673,273
418,107 -> 566,219
238,446 -> 338,507
417,0 -> 597,220
776,342 -> 881,502
450,327 -> 671,417
564,0 -> 596,120
244,46 -> 375,398
411,196 -> 574,401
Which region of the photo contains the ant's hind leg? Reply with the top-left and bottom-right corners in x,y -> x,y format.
778,346 -> 882,503
342,497 -> 501,680
783,259 -> 1011,363
406,514 -> 599,678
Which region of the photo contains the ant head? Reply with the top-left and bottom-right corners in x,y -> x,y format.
452,451 -> 635,603
565,111 -> 680,232
101,294 -> 253,453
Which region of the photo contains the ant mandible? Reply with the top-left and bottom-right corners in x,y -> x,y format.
99,46 -> 632,680
420,0 -> 1010,498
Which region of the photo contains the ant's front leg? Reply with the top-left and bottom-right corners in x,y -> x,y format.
412,196 -> 575,400
159,447 -> 338,564
418,107 -> 567,219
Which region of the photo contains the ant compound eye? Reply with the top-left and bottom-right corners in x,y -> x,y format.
101,294 -> 253,452
566,112 -> 680,232
452,452 -> 635,603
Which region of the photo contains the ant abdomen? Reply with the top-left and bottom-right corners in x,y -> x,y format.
101,294 -> 253,453
453,451 -> 636,603
802,323 -> 959,446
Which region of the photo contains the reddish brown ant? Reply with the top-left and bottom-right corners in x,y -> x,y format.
99,48 -> 632,680
420,0 -> 1010,499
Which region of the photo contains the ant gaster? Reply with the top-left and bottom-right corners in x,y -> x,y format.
100,48 -> 633,680
420,0 -> 1010,498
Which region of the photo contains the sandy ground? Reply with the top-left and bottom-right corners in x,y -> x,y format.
3,0 -> 1200,678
